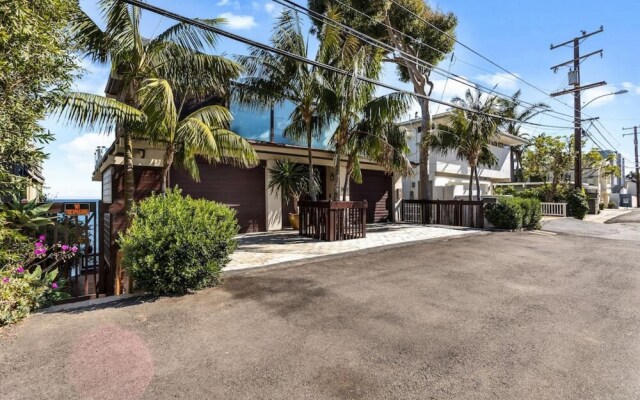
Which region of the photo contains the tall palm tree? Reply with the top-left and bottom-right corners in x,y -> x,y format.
58,0 -> 240,224
428,87 -> 501,201
235,10 -> 332,201
138,78 -> 259,192
499,90 -> 549,182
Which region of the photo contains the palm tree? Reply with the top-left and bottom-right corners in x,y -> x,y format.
428,87 -> 501,201
138,79 -> 259,192
235,10 -> 332,201
316,10 -> 389,199
58,0 -> 240,224
339,94 -> 413,200
499,90 -> 549,182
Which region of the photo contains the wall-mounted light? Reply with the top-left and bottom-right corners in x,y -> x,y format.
330,173 -> 335,181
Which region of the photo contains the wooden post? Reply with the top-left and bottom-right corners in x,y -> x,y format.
328,205 -> 336,242
362,200 -> 367,238
436,200 -> 441,225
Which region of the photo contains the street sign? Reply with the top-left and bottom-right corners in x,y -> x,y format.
64,202 -> 90,216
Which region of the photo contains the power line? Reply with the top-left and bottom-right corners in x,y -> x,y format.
274,0 -> 577,125
118,0 -> 575,130
387,0 -> 599,121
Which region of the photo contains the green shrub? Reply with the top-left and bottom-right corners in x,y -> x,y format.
566,188 -> 589,220
607,201 -> 618,209
598,202 -> 605,211
486,198 -> 525,230
485,197 -> 541,230
119,189 -> 239,296
519,198 -> 542,229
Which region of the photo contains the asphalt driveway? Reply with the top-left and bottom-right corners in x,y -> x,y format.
2,224 -> 640,399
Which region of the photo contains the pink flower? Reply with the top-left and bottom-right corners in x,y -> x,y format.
34,247 -> 46,256
51,282 -> 58,289
71,246 -> 78,253
38,234 -> 46,242
2,277 -> 9,284
15,266 -> 24,274
61,244 -> 69,251
35,242 -> 43,248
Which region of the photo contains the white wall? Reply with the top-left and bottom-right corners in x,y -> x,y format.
265,159 -> 283,231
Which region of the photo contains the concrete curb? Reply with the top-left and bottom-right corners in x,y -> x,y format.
223,229 -> 488,276
39,292 -> 146,314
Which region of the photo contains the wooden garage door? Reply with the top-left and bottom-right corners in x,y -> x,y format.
170,160 -> 266,233
350,170 -> 392,223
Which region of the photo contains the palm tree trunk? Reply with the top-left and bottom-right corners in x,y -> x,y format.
333,148 -> 342,201
342,157 -> 353,201
160,143 -> 175,194
419,97 -> 432,200
468,166 -> 474,201
306,121 -> 316,201
475,166 -> 481,201
123,130 -> 135,217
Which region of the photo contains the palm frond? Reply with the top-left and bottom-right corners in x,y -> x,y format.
138,78 -> 178,141
184,105 -> 233,128
71,9 -> 110,63
50,92 -> 144,133
150,19 -> 223,53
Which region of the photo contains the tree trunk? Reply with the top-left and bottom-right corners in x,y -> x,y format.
160,143 -> 175,194
306,120 -> 316,201
122,130 -> 135,221
468,166 -> 474,201
418,97 -> 432,200
474,166 -> 481,201
333,145 -> 342,201
342,157 -> 354,201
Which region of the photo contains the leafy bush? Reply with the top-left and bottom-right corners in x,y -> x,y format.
119,189 -> 239,296
1,235 -> 75,326
566,188 -> 589,220
485,197 -> 541,230
486,198 -> 525,230
607,201 -> 618,209
598,202 -> 605,211
519,198 -> 542,230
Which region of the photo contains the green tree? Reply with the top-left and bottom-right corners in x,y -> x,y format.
236,11 -> 332,200
429,87 -> 501,200
498,90 -> 549,182
57,0 -> 240,225
309,0 -> 457,200
138,79 -> 259,192
521,134 -> 574,201
0,0 -> 79,198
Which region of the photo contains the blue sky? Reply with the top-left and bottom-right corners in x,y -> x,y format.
41,0 -> 640,198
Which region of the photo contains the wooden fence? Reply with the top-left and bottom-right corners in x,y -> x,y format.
400,199 -> 485,228
540,202 -> 567,217
299,201 -> 367,241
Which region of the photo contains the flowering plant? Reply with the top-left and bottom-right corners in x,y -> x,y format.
1,235 -> 77,326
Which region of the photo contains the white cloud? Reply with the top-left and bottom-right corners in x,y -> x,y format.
622,82 -> 640,95
477,72 -> 520,91
264,3 -> 281,17
43,133 -> 114,199
216,0 -> 230,5
581,86 -> 621,109
218,12 -> 257,30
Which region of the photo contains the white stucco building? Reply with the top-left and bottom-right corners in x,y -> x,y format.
397,112 -> 529,200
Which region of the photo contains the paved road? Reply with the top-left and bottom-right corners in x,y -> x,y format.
542,209 -> 640,241
2,226 -> 640,399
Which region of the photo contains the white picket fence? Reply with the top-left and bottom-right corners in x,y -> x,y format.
540,202 -> 567,217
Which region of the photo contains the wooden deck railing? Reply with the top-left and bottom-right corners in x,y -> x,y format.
540,202 -> 567,217
401,199 -> 485,228
299,201 -> 367,241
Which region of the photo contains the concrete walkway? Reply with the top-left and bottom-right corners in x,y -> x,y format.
226,223 -> 480,272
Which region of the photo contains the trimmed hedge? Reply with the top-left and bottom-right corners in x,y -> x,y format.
119,189 -> 238,296
485,197 -> 541,230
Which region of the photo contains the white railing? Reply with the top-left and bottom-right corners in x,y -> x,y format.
541,202 -> 567,217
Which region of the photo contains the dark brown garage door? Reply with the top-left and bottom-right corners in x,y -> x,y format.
350,170 -> 392,223
170,160 -> 266,233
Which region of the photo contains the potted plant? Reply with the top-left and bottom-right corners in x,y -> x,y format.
268,160 -> 318,230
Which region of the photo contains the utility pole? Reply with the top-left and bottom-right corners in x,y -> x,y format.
623,126 -> 640,208
550,26 -> 606,189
